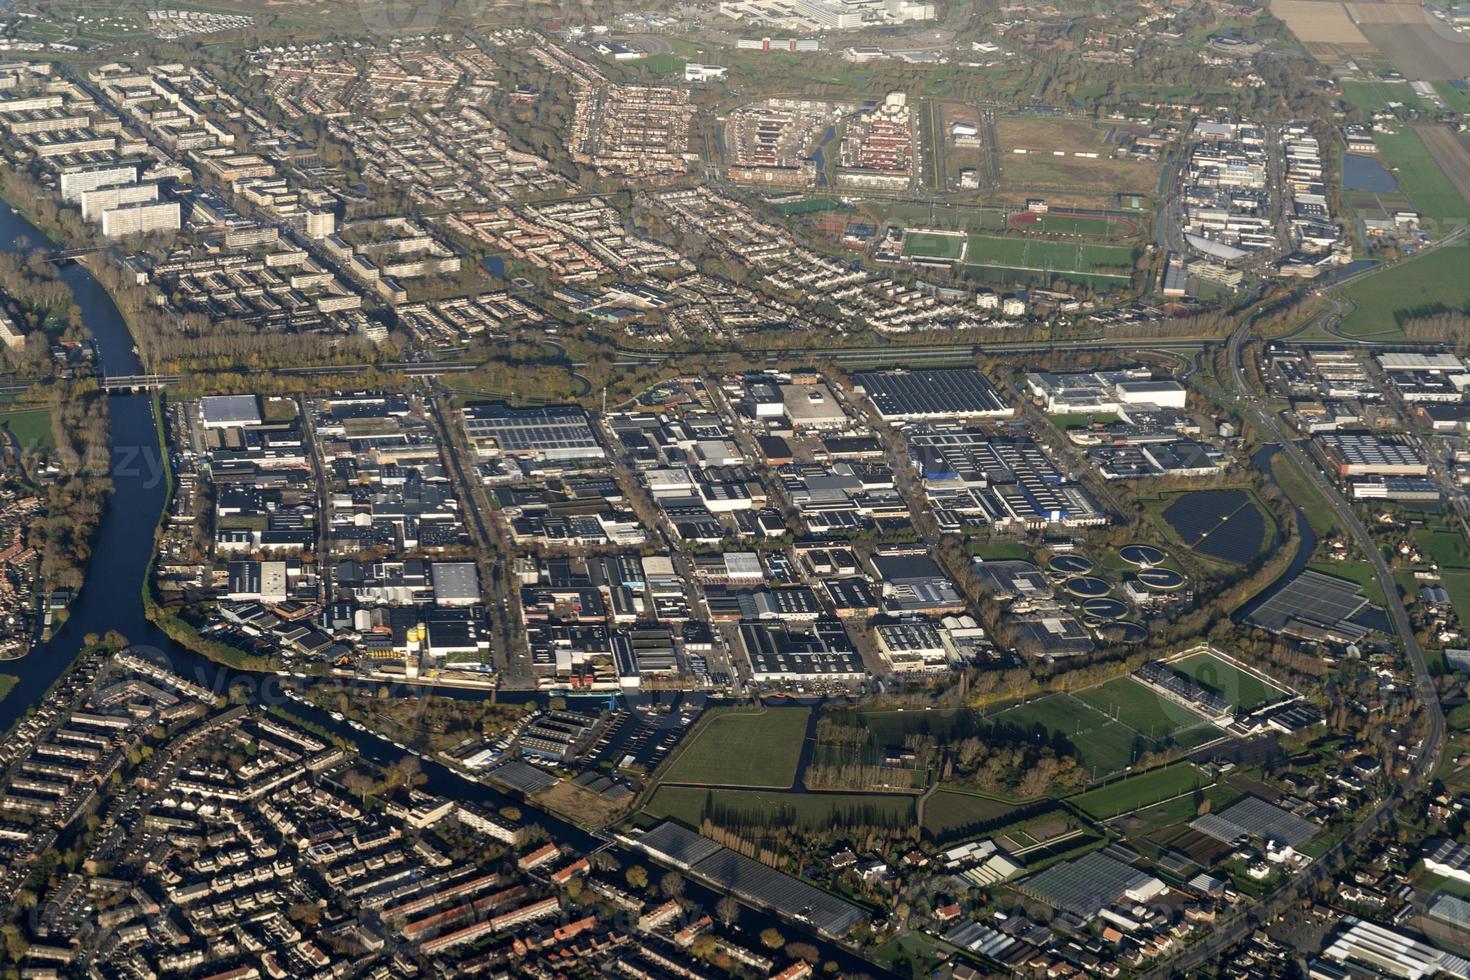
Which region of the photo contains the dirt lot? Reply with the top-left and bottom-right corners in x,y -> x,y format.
994,115 -> 1159,199
1270,0 -> 1371,44
1344,1 -> 1427,23
1418,125 -> 1470,206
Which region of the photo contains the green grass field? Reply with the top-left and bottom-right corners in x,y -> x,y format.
1167,652 -> 1285,712
1020,213 -> 1136,238
1339,246 -> 1470,340
902,230 -> 968,260
644,785 -> 914,828
992,695 -> 1143,775
1074,677 -> 1210,741
922,788 -> 1018,837
1049,411 -> 1122,431
772,196 -> 847,215
963,234 -> 1134,280
0,409 -> 53,451
1266,445 -> 1342,537
1071,763 -> 1210,820
659,708 -> 809,787
1341,79 -> 1428,114
1373,128 -> 1470,232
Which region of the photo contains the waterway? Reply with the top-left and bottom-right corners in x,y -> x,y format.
0,197 -> 589,836
1234,444 -> 1317,623
0,199 -> 898,974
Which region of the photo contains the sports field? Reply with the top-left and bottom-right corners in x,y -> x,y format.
1071,763 -> 1210,820
902,230 -> 968,260
659,707 -> 809,787
963,234 -> 1135,280
1167,652 -> 1286,712
1010,210 -> 1141,239
992,695 -> 1142,775
1073,677 -> 1211,741
772,196 -> 847,215
644,785 -> 914,828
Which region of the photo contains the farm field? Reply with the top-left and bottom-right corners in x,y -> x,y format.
1361,23 -> 1470,81
1340,78 -> 1428,113
1373,128 -> 1470,231
1416,126 -> 1470,212
1269,0 -> 1370,47
1071,763 -> 1211,820
1167,652 -> 1287,712
963,234 -> 1135,282
658,707 -> 809,787
1338,245 -> 1470,339
643,785 -> 915,828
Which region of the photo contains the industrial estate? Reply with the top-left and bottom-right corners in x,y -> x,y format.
0,0 -> 1465,976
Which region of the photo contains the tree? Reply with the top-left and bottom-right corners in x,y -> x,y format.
716,894 -> 740,927
625,865 -> 649,890
660,870 -> 685,900
760,927 -> 785,950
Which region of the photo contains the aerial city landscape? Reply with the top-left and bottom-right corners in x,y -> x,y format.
0,0 -> 1467,976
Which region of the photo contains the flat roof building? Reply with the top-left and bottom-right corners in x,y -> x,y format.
854,368 -> 1014,420
200,394 -> 262,429
431,562 -> 480,606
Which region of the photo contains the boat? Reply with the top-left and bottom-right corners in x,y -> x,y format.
328,711 -> 344,722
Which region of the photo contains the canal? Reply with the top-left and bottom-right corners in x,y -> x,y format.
0,200 -> 900,975
0,198 -> 596,834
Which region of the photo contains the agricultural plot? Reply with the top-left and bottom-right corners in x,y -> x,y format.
659,707 -> 809,788
1167,652 -> 1287,712
1361,22 -> 1470,81
1269,0 -> 1370,47
1161,489 -> 1270,564
963,234 -> 1135,282
1374,128 -> 1470,231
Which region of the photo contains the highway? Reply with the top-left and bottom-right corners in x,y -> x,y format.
1150,319 -> 1447,975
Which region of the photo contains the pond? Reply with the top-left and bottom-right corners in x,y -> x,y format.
1343,153 -> 1398,193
